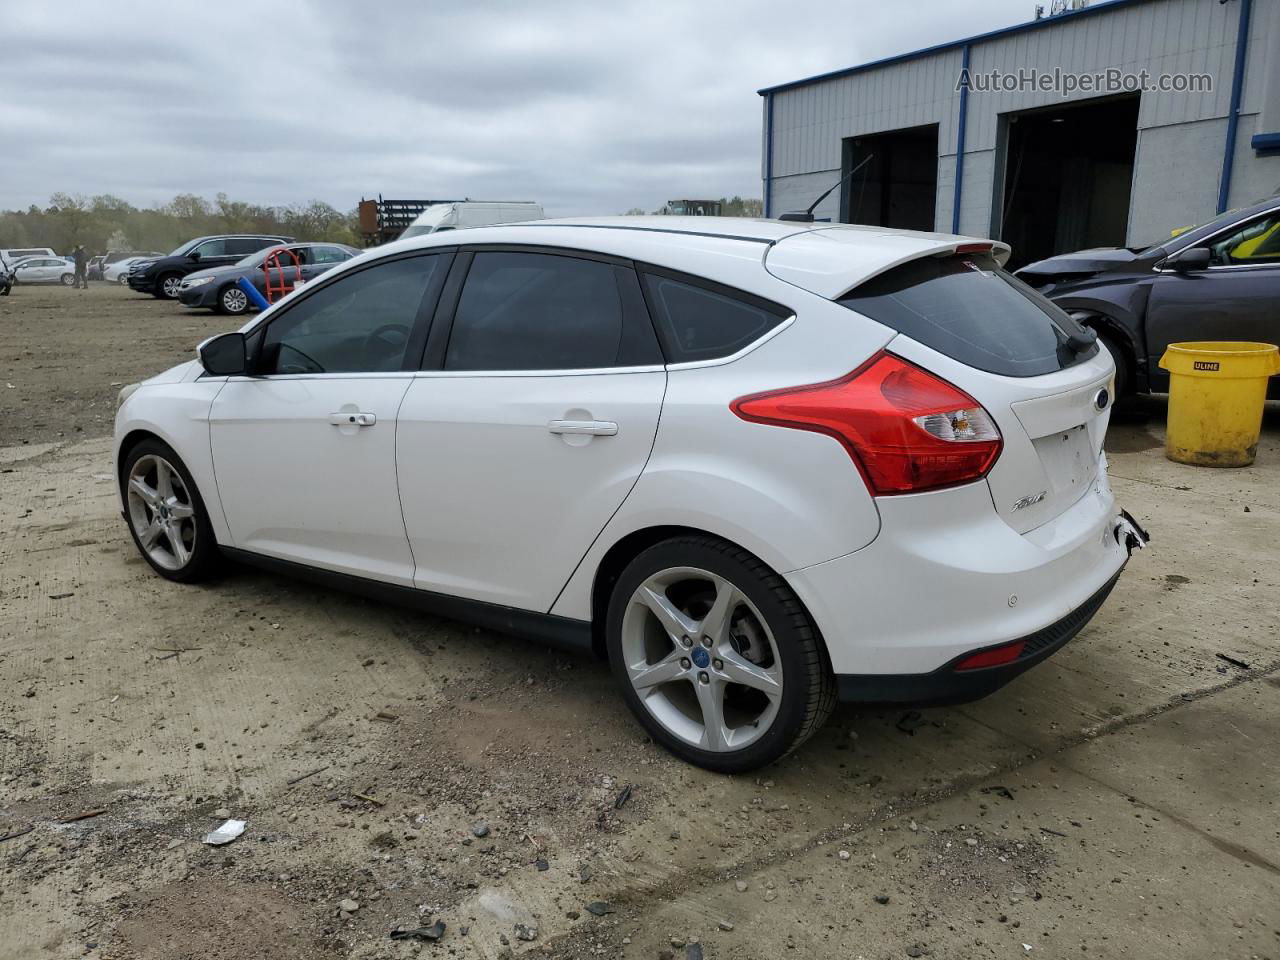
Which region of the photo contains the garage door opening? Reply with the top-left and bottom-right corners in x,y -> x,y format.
840,125 -> 939,231
998,94 -> 1139,269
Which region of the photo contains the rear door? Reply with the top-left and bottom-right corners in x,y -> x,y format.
1146,208 -> 1280,397
838,251 -> 1114,534
396,247 -> 666,610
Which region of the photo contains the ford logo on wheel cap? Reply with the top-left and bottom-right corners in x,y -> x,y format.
691,646 -> 711,669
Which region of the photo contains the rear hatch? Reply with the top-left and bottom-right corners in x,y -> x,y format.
776,234 -> 1112,534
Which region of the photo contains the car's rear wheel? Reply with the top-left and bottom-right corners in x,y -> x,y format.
1097,331 -> 1130,398
122,439 -> 220,583
156,273 -> 182,299
606,535 -> 834,773
219,284 -> 249,315
116,274 -> 129,285
60,273 -> 74,286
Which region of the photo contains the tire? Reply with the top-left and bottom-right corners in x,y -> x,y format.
61,273 -> 75,286
155,273 -> 183,299
1097,332 -> 1130,398
218,284 -> 250,315
606,535 -> 835,773
121,439 -> 220,583
117,274 -> 129,285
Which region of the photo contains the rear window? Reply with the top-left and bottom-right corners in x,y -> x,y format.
838,254 -> 1096,377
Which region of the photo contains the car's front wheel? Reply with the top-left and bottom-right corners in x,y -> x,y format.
218,284 -> 250,315
122,439 -> 220,582
116,274 -> 129,285
606,535 -> 835,773
156,273 -> 182,299
61,273 -> 75,286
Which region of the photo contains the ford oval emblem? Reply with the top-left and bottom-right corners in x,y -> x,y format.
1094,388 -> 1110,411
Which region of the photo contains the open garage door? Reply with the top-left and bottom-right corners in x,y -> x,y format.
998,94 -> 1139,269
840,124 -> 939,232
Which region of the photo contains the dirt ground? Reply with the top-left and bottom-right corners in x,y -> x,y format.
1,284 -> 1278,960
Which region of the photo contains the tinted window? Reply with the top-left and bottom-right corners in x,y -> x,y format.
641,273 -> 789,363
227,237 -> 273,256
194,239 -> 227,257
1202,211 -> 1280,266
445,252 -> 626,371
839,254 -> 1096,378
259,255 -> 442,375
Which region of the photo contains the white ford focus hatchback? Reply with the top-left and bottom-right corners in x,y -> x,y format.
114,217 -> 1147,772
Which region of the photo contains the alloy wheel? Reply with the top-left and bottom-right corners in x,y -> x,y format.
160,275 -> 181,298
620,566 -> 783,752
222,287 -> 248,314
126,454 -> 197,571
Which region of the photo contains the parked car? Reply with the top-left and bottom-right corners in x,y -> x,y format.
103,256 -> 156,285
1017,195 -> 1280,398
127,235 -> 293,299
0,246 -> 56,264
87,255 -> 107,281
114,216 -> 1146,772
178,242 -> 361,315
11,256 -> 76,285
399,201 -> 544,239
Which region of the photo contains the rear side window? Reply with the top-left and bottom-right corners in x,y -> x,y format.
641,272 -> 790,363
446,251 -> 640,371
839,254 -> 1097,377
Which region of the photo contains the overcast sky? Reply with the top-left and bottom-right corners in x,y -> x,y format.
1,0 -> 1031,216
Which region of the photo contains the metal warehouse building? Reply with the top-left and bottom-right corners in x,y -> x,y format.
759,0 -> 1280,266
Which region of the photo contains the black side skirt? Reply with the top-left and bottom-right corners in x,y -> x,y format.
835,569 -> 1123,706
220,547 -> 594,657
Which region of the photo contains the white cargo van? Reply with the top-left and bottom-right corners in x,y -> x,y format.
400,201 -> 544,239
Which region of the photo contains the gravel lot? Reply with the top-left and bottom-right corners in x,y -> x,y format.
2,284 -> 1278,959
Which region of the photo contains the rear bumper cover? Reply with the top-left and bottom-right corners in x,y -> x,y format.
835,567 -> 1122,704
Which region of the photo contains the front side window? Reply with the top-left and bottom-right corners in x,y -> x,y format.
445,251 -> 627,371
641,273 -> 789,363
258,255 -> 443,375
194,239 -> 227,258
1203,211 -> 1280,266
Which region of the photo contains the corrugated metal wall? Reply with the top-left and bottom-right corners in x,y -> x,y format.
764,0 -> 1279,244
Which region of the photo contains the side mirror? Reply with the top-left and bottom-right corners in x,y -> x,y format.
188,250 -> 201,261
199,332 -> 247,376
1169,247 -> 1210,272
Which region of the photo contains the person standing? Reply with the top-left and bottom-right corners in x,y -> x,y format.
73,244 -> 88,289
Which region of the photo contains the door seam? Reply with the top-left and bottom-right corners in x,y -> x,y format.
546,370 -> 669,615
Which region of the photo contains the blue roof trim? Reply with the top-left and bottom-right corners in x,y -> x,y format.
757,0 -> 1152,96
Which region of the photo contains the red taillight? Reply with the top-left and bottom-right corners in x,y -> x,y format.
953,639 -> 1026,671
730,351 -> 1002,495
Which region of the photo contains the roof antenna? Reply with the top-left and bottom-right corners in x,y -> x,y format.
778,154 -> 873,223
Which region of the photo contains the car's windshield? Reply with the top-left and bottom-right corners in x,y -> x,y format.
1139,204 -> 1262,255
400,205 -> 451,239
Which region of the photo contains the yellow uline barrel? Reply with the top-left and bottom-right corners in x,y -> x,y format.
1158,341 -> 1280,467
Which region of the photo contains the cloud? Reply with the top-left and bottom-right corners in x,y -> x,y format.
0,0 -> 1026,215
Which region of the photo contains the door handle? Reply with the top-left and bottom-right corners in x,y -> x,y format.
548,419 -> 618,436
330,411 -> 376,427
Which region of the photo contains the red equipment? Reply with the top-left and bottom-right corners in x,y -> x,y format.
261,247 -> 304,303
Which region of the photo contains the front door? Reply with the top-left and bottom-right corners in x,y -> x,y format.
1146,208 -> 1280,396
397,249 -> 666,611
209,251 -> 450,584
